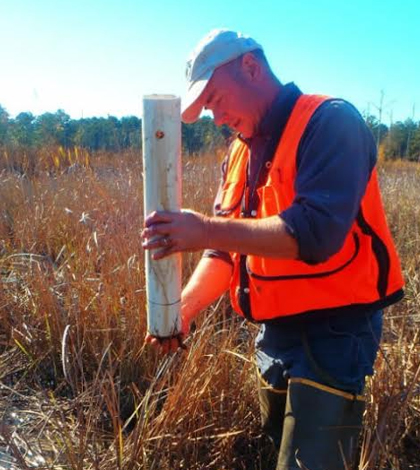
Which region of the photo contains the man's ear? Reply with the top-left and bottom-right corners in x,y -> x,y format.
240,52 -> 262,81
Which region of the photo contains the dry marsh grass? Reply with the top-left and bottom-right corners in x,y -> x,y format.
0,149 -> 419,469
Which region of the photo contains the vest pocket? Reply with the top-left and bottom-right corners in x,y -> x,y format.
216,182 -> 245,216
256,185 -> 283,217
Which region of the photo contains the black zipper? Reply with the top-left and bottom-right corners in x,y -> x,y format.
247,232 -> 360,281
238,162 -> 254,322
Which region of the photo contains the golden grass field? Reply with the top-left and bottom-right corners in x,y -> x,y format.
0,147 -> 419,469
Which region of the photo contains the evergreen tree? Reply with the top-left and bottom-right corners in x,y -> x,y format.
10,112 -> 35,147
0,104 -> 9,145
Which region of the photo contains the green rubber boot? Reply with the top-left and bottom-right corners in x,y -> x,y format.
277,378 -> 365,470
258,372 -> 288,449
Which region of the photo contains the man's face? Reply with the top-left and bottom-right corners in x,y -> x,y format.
201,61 -> 260,139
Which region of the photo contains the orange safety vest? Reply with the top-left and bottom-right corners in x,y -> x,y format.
219,94 -> 404,321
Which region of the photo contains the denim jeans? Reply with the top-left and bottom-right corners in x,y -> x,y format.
255,310 -> 383,394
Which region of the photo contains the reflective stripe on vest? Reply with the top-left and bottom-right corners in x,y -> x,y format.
219,94 -> 404,321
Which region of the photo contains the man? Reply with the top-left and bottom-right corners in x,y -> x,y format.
141,29 -> 404,470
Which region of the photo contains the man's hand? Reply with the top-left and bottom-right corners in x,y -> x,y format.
144,313 -> 191,354
141,209 -> 210,260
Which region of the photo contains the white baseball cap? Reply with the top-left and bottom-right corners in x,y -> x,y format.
181,29 -> 263,123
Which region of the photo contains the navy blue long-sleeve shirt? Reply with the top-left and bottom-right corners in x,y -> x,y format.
203,83 -> 379,388
204,82 -> 377,265
204,83 -> 376,386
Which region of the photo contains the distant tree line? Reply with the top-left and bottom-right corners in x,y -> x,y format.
1,103 -> 420,160
363,113 -> 420,161
0,104 -> 231,156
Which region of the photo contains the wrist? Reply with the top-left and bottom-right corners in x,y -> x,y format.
180,308 -> 194,334
180,298 -> 198,327
202,214 -> 213,250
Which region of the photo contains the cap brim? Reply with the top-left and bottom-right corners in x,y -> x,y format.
181,76 -> 210,124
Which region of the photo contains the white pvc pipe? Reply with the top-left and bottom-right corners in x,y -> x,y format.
142,95 -> 182,338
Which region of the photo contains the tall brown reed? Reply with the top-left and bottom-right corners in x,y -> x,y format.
0,149 -> 418,469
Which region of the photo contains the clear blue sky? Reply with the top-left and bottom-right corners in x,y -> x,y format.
0,0 -> 419,123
